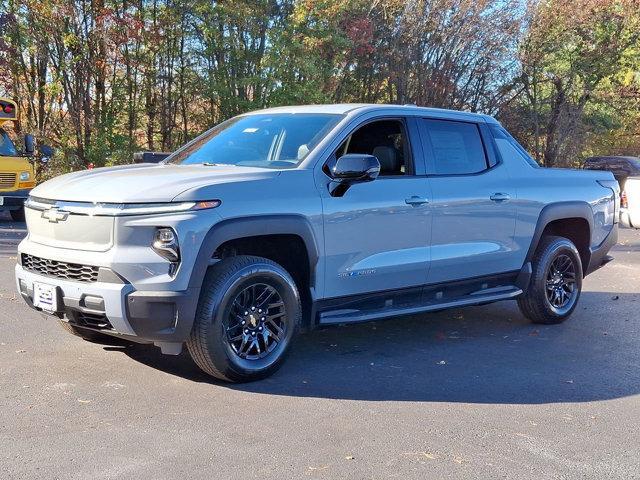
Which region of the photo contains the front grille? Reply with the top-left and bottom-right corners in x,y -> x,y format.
0,172 -> 16,188
71,311 -> 113,330
22,254 -> 99,283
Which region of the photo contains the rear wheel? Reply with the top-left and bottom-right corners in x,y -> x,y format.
187,255 -> 300,382
10,208 -> 25,222
518,236 -> 583,324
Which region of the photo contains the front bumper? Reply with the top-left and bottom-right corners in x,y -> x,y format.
14,206 -> 219,350
15,263 -> 200,346
0,189 -> 30,210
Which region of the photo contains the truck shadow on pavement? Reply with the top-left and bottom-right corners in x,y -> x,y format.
116,290 -> 639,404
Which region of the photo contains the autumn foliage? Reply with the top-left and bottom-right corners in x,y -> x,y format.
0,0 -> 639,171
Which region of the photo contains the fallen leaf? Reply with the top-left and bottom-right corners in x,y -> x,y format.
307,465 -> 330,473
402,452 -> 438,460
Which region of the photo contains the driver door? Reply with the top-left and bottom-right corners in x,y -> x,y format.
319,117 -> 432,299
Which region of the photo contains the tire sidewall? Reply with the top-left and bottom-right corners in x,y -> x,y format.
201,260 -> 300,379
536,239 -> 583,320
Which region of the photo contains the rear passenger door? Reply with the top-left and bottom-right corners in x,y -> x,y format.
418,118 -> 518,284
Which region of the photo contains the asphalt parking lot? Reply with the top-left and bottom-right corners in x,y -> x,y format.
1,211 -> 639,479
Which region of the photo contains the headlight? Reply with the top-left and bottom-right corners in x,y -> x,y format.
19,172 -> 31,181
152,227 -> 180,263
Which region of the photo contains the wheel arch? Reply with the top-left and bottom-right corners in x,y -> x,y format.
188,214 -> 320,297
525,202 -> 594,274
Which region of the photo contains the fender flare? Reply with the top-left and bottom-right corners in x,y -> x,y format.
524,201 -> 594,265
188,214 -> 320,292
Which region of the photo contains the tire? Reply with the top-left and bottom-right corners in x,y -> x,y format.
187,255 -> 301,382
10,208 -> 25,222
518,235 -> 583,325
58,320 -> 121,343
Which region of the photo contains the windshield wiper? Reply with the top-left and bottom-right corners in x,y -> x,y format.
202,162 -> 233,167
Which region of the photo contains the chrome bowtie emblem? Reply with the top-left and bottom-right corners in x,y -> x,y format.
41,208 -> 69,223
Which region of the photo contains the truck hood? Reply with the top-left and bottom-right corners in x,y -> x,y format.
30,163 -> 281,203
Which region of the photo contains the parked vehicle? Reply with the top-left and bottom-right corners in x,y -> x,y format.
583,155 -> 640,185
583,155 -> 640,229
621,176 -> 640,228
133,151 -> 171,164
0,98 -> 42,222
15,104 -> 619,382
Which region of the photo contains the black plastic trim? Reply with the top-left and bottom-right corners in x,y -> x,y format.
190,215 -> 320,292
126,289 -> 200,342
586,225 -> 618,275
524,201 -> 595,267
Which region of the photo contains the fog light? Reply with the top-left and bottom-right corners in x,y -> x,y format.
152,227 -> 180,263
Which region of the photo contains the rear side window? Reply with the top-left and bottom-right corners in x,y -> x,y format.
420,119 -> 487,175
490,125 -> 539,168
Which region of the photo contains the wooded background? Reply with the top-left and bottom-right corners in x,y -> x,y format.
1,0 -> 639,175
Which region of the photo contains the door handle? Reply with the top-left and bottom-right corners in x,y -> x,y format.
405,196 -> 429,206
490,193 -> 511,202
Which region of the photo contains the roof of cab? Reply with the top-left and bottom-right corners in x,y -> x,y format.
249,103 -> 498,123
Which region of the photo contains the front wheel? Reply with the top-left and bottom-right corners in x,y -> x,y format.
187,255 -> 300,382
518,235 -> 583,324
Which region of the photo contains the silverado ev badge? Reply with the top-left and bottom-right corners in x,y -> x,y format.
41,207 -> 69,223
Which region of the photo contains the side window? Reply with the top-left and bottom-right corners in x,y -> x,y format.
421,119 -> 487,175
336,119 -> 411,176
490,124 -> 539,168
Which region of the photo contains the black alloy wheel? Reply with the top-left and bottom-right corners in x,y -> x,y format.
224,283 -> 288,361
518,235 -> 583,325
544,253 -> 578,315
188,255 -> 300,382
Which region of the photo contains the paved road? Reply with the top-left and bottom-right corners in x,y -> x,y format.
1,212 -> 639,479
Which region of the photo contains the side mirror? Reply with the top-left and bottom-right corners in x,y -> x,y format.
326,154 -> 380,197
330,153 -> 380,182
39,144 -> 54,164
24,134 -> 35,156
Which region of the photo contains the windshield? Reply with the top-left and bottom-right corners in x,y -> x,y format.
0,129 -> 18,156
165,113 -> 343,168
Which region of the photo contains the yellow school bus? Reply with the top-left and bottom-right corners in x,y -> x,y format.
0,98 -> 37,221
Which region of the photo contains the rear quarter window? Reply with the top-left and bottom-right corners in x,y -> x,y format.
490,125 -> 539,168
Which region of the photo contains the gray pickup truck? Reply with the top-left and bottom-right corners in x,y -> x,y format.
15,104 -> 619,382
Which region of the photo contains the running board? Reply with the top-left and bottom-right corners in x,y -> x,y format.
318,287 -> 523,325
